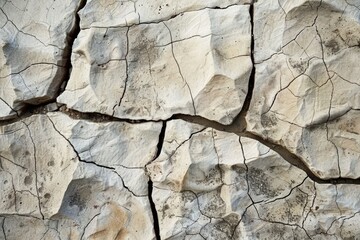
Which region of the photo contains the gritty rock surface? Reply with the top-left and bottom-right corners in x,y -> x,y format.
0,112 -> 159,239
0,0 -> 81,120
1,0 -> 360,239
58,4 -> 252,124
247,0 -> 360,179
147,120 -> 360,239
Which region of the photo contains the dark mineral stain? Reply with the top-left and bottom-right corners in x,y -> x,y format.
24,175 -> 33,185
324,39 -> 340,54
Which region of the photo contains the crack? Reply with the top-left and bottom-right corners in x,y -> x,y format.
115,26 -> 130,112
264,176 -> 308,204
302,182 -> 316,228
113,171 -> 145,197
145,122 -> 166,239
148,180 -> 161,240
80,4 -> 243,30
0,7 -> 62,50
155,34 -> 213,48
1,218 -> 6,240
80,212 -> 101,240
58,0 -> 87,95
163,22 -> 196,115
22,121 -> 44,220
0,154 -> 26,170
0,63 -> 66,79
242,131 -> 360,185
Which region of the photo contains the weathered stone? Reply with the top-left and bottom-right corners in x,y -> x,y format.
0,0 -> 81,119
147,119 -> 360,239
247,0 -> 360,179
58,5 -> 252,124
78,0 -> 252,28
0,112 -> 160,238
2,0 -> 360,239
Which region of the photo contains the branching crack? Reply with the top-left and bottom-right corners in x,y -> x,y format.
22,121 -> 44,220
163,22 -> 196,115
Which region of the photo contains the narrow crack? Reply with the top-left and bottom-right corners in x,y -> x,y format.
80,212 -> 101,240
163,22 -> 196,115
1,217 -> 7,240
23,121 -> 44,220
46,115 -> 112,170
115,26 -> 130,112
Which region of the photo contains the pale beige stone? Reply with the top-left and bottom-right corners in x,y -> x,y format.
79,0 -> 252,28
58,5 -> 252,124
0,112 -> 159,239
47,112 -> 162,196
0,0 -> 81,119
147,119 -> 360,239
247,0 -> 360,179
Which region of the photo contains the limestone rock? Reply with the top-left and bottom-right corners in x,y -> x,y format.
58,5 -> 252,124
246,0 -> 360,179
0,0 -> 81,120
47,111 -> 162,196
0,112 -> 160,239
79,0 -> 252,28
2,0 -> 360,239
147,120 -> 360,239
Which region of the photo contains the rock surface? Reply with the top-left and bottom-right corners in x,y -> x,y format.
147,120 -> 360,239
247,0 -> 360,179
58,4 -> 252,124
0,0 -> 81,120
0,112 -> 159,239
1,0 -> 360,239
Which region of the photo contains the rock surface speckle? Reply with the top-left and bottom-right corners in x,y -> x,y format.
1,0 -> 360,239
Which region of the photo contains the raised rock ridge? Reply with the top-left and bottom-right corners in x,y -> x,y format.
1,0 -> 360,239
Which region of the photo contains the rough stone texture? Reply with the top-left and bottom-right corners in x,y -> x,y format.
148,120 -> 360,239
246,0 -> 360,179
0,0 -> 81,120
58,4 -> 252,124
0,112 -> 160,239
1,0 -> 360,239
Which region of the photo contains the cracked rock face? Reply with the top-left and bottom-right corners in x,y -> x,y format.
0,112 -> 160,239
2,0 -> 360,239
58,4 -> 252,124
147,120 -> 360,239
247,0 -> 360,179
0,0 -> 81,120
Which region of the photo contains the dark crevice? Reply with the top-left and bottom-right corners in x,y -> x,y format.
146,122 -> 166,240
148,180 -> 161,240
242,131 -> 360,185
58,106 -> 164,124
0,0 -> 87,125
155,122 -> 167,160
58,0 -> 87,95
237,2 -> 256,129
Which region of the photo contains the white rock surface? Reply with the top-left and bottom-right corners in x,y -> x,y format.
79,0 -> 252,28
247,0 -> 360,179
58,4 -> 252,124
0,112 -> 160,239
147,120 -> 360,239
2,0 -> 360,239
0,0 -> 81,119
